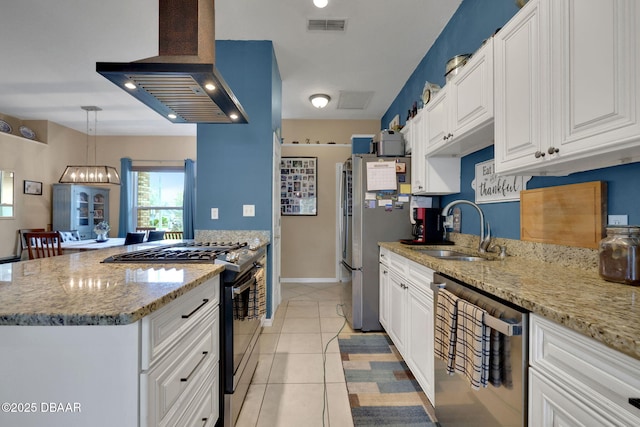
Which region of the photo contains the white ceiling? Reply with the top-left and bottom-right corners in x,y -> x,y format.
0,0 -> 461,137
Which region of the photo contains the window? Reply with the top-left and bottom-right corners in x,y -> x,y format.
133,169 -> 184,231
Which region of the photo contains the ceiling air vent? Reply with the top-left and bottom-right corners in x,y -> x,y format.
307,19 -> 347,31
337,91 -> 374,110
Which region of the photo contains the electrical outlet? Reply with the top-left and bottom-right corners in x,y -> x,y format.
210,208 -> 218,220
608,214 -> 628,225
243,204 -> 255,217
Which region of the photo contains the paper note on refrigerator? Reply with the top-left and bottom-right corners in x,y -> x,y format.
366,161 -> 397,191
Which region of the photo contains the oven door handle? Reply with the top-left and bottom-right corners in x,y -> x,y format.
233,277 -> 256,296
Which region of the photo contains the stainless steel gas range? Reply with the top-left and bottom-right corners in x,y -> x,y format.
103,241 -> 265,427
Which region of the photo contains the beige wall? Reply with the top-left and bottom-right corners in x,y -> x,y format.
0,122 -> 195,259
280,119 -> 380,280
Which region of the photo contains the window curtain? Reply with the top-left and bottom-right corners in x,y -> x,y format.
183,159 -> 196,239
118,157 -> 134,238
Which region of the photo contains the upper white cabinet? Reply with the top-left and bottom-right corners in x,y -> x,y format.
495,0 -> 640,176
426,39 -> 495,157
406,109 -> 461,195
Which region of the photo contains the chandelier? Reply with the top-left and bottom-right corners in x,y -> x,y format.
58,106 -> 120,185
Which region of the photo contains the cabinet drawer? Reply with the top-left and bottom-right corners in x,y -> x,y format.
530,315 -> 640,422
405,258 -> 434,288
160,362 -> 219,427
142,277 -> 219,369
379,247 -> 391,265
142,307 -> 219,426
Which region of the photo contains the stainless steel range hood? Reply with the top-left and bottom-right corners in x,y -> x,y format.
96,0 -> 248,124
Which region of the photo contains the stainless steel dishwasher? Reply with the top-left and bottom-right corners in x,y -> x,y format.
432,273 -> 529,427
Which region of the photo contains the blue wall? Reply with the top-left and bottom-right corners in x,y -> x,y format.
382,0 -> 640,239
196,41 -> 281,318
196,41 -> 280,231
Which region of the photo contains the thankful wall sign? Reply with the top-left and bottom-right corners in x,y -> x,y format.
471,159 -> 531,204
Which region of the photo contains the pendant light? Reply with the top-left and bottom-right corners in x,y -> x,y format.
58,106 -> 120,185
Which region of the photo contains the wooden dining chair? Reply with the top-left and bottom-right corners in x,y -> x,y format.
25,231 -> 64,260
147,230 -> 166,242
124,232 -> 146,245
19,228 -> 46,252
164,231 -> 183,240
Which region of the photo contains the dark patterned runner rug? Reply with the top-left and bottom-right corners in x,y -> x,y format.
338,333 -> 439,427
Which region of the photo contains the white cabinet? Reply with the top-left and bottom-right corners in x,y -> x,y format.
388,270 -> 408,355
426,39 -> 495,158
406,270 -> 435,406
408,110 -> 426,193
529,314 -> 640,426
378,248 -> 435,405
0,277 -> 221,427
52,184 -> 110,239
495,0 -> 640,176
379,248 -> 391,330
406,107 -> 461,195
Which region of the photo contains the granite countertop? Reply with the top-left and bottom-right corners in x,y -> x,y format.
0,242 -> 224,326
380,241 -> 640,361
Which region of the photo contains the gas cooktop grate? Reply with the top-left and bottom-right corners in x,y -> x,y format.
102,242 -> 247,264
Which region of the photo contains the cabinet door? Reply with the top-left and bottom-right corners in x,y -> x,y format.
425,89 -> 449,153
379,265 -> 390,330
529,368 -> 624,427
73,187 -> 93,239
449,39 -> 494,143
551,0 -> 640,157
494,0 -> 551,174
407,285 -> 434,406
388,271 -> 407,356
90,188 -> 109,235
410,110 -> 426,193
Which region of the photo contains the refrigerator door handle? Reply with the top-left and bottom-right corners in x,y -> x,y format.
341,260 -> 360,271
341,169 -> 349,259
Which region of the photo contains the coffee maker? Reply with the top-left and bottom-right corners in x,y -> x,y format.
404,207 -> 451,245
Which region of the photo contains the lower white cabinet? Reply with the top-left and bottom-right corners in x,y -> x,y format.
379,248 -> 435,405
0,276 -> 220,427
529,314 -> 640,426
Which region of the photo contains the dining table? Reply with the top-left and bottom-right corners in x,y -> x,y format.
60,238 -> 127,252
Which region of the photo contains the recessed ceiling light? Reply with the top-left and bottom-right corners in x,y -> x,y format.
124,82 -> 136,90
168,113 -> 177,119
229,113 -> 239,120
205,83 -> 216,91
313,0 -> 328,8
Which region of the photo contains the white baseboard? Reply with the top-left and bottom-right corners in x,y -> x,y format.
281,277 -> 340,283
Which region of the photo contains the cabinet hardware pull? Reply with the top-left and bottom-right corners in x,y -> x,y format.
201,418 -> 208,427
548,146 -> 559,154
180,351 -> 209,382
447,133 -> 453,139
181,299 -> 209,319
629,398 -> 640,410
442,135 -> 447,141
534,151 -> 546,158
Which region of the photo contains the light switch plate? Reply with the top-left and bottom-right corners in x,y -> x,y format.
608,214 -> 628,225
243,204 -> 255,217
211,208 -> 218,220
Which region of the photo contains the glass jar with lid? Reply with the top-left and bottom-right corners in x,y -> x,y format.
598,226 -> 640,285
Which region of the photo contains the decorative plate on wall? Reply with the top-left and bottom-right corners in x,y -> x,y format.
0,119 -> 12,134
19,125 -> 36,140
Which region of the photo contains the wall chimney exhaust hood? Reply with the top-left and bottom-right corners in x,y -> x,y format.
96,0 -> 248,124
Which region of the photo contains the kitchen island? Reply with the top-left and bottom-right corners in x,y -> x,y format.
0,244 -> 224,427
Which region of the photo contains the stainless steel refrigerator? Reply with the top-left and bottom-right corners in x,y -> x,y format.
340,154 -> 412,331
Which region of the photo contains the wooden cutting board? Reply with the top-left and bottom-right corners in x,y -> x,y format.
520,181 -> 607,249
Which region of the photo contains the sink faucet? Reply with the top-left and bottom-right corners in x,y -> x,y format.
441,200 -> 492,253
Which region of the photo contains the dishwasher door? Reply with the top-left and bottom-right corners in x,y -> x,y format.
432,273 -> 528,427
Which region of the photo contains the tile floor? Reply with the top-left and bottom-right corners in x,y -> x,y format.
235,281 -> 356,427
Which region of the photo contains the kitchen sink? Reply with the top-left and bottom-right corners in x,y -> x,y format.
415,249 -> 469,257
414,248 -> 493,261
